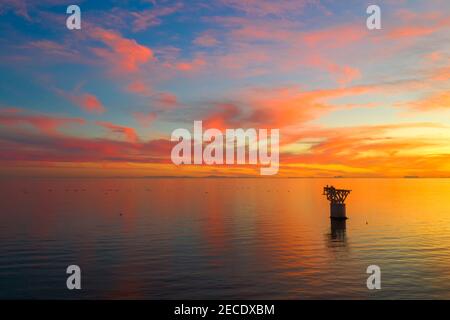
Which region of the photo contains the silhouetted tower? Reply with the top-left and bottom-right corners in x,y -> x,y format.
323,185 -> 351,219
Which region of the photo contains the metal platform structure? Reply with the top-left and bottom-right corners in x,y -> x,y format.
323,185 -> 351,219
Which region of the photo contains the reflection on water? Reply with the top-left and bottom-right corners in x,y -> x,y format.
329,219 -> 347,243
0,178 -> 450,299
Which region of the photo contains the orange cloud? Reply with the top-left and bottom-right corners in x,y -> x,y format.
280,122 -> 450,177
243,85 -> 371,128
203,103 -> 242,130
431,66 -> 450,82
408,92 -> 450,111
303,24 -> 367,48
1,108 -> 449,178
198,85 -> 372,134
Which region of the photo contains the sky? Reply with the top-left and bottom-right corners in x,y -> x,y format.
0,0 -> 449,178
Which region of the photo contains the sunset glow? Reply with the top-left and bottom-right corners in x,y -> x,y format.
0,0 -> 449,177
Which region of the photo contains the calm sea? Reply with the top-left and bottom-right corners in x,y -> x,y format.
1,178 -> 450,299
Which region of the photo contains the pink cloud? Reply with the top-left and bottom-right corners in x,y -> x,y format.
25,40 -> 79,59
194,33 -> 219,47
174,57 -> 206,72
154,92 -> 178,108
127,80 -> 153,96
387,25 -> 438,39
190,19 -> 365,84
0,131 -> 173,164
0,0 -> 30,20
133,112 -> 157,127
59,90 -> 106,114
90,27 -> 154,73
387,10 -> 449,40
0,108 -> 85,134
302,24 -> 368,48
78,94 -> 105,113
96,121 -> 139,143
304,54 -> 361,86
220,0 -> 311,17
130,3 -> 182,32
